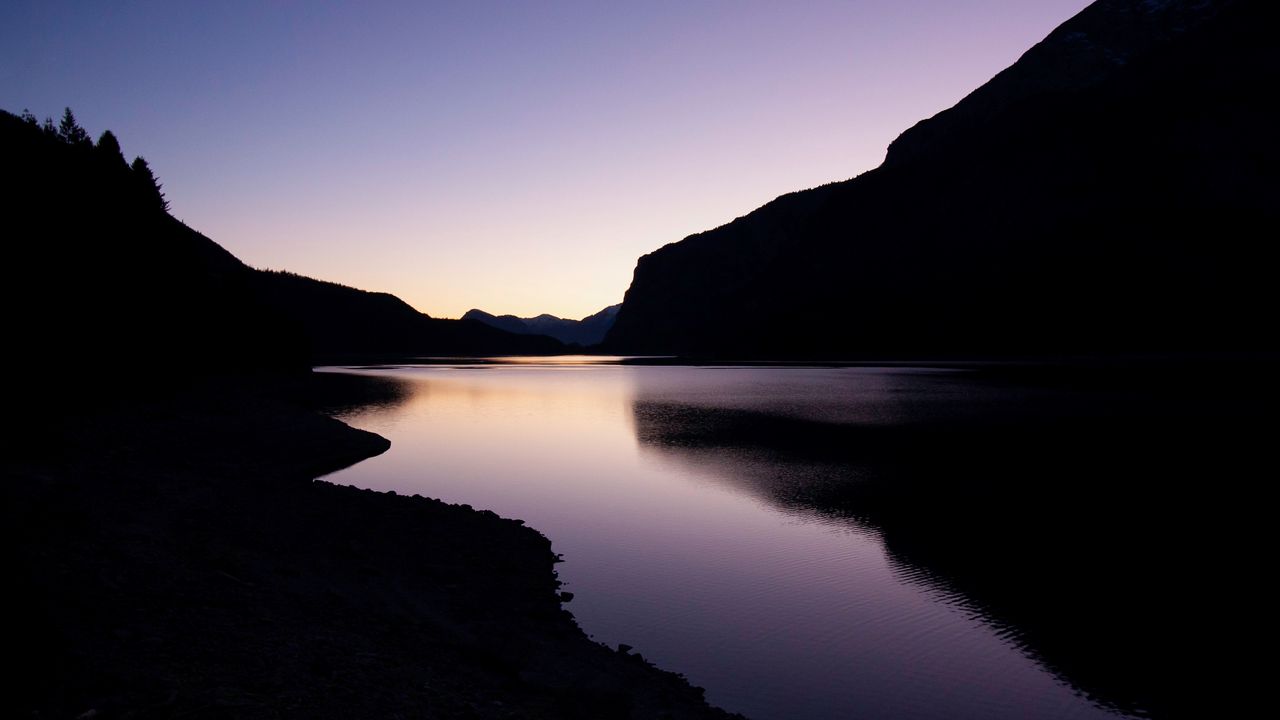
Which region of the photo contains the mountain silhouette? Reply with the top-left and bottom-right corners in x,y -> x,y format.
463,304 -> 620,346
605,0 -> 1279,357
258,272 -> 563,359
1,109 -> 563,382
2,108 -> 306,380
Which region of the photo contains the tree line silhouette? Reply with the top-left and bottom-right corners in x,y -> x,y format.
3,105 -> 305,382
19,106 -> 168,212
2,104 -> 564,385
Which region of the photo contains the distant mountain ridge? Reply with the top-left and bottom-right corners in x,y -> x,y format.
463,304 -> 620,346
257,272 -> 565,359
605,0 -> 1278,356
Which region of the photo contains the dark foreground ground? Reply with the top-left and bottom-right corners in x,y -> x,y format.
5,377 -> 737,719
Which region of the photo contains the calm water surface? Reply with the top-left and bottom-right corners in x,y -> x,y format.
319,360 -> 1154,720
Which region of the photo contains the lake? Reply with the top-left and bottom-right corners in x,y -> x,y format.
316,358 -> 1253,719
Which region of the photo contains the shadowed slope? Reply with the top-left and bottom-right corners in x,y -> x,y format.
606,0 -> 1278,357
257,271 -> 565,360
2,110 -> 306,379
1,110 -> 563,378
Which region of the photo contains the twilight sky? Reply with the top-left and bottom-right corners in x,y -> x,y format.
2,1 -> 1088,320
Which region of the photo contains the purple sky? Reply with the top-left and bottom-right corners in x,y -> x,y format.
2,1 -> 1089,319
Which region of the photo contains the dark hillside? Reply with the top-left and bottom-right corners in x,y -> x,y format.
2,109 -> 305,380
606,0 -> 1279,357
1,109 -> 562,387
255,271 -> 565,360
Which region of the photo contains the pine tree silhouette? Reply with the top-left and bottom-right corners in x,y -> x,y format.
58,107 -> 91,147
131,156 -> 170,212
96,130 -> 127,167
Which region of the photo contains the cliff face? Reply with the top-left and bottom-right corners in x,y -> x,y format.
605,0 -> 1278,357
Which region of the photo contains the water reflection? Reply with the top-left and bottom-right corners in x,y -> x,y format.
315,362 -> 1265,720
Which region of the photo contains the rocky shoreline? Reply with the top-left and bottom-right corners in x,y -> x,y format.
7,379 -> 738,719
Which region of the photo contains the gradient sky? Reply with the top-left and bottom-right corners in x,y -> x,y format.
2,1 -> 1089,320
